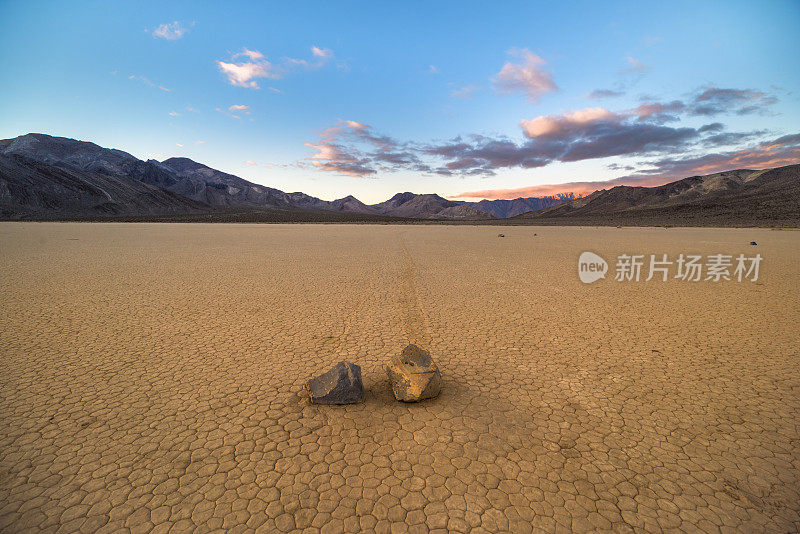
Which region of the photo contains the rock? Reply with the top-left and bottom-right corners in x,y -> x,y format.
750,241 -> 758,245
308,361 -> 363,404
386,344 -> 442,402
497,233 -> 505,238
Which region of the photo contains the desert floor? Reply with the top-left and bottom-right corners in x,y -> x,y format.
1,223 -> 798,533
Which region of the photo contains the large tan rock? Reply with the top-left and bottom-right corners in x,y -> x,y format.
386,344 -> 442,402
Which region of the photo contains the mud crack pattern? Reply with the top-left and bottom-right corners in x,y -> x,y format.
0,223 -> 798,533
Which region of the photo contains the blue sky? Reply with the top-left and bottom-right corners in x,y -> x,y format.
1,1 -> 798,203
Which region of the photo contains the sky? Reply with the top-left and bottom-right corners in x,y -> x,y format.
1,1 -> 799,203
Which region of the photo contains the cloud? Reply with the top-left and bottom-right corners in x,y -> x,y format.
450,84 -> 480,99
194,140 -> 206,145
428,65 -> 440,74
627,133 -> 800,178
588,89 -> 625,99
311,46 -> 333,60
624,56 -> 649,73
185,105 -> 199,113
244,160 -> 257,166
636,87 -> 779,120
216,46 -> 334,88
128,75 -> 170,92
216,53 -> 281,89
237,48 -> 264,61
229,104 -> 250,112
492,48 -> 557,103
175,143 -> 184,148
168,110 -> 180,117
689,87 -> 778,116
453,132 -> 800,199
453,178 -> 665,199
302,85 -> 783,178
520,107 -> 621,138
303,120 -> 426,177
152,21 -> 189,40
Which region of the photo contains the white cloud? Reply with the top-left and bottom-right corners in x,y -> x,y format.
492,48 -> 557,103
176,143 -> 184,148
216,46 -> 334,89
450,84 -> 480,99
244,160 -> 257,166
216,57 -> 281,89
168,111 -> 180,117
152,21 -> 189,40
236,48 -> 264,61
311,46 -> 333,60
428,65 -> 440,74
229,104 -> 250,112
129,74 -> 171,92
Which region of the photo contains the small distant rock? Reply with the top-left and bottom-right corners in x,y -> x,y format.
497,233 -> 505,238
386,344 -> 442,402
533,233 -> 537,236
750,241 -> 758,245
308,361 -> 363,404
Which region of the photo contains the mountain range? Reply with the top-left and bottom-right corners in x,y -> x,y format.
1,133 -> 797,225
515,165 -> 800,226
1,133 -> 558,221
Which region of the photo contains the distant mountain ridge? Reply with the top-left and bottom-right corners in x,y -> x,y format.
2,133 -> 796,225
514,165 -> 800,225
456,194 -> 579,218
0,134 -> 546,220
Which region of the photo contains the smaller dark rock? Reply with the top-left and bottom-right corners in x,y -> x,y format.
498,233 -> 505,238
308,361 -> 363,404
750,241 -> 758,245
533,233 -> 537,236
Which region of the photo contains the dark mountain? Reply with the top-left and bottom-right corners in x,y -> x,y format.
329,195 -> 379,214
514,165 -> 800,226
0,133 -> 138,176
0,153 -> 207,219
157,157 -> 297,208
457,194 -> 578,218
371,192 -> 492,219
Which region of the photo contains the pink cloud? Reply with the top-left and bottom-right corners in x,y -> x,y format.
216,46 -> 334,88
311,46 -> 333,60
453,134 -> 800,199
521,107 -> 621,138
345,120 -> 369,130
216,51 -> 281,89
492,48 -> 557,103
624,56 -> 649,72
453,177 -> 667,200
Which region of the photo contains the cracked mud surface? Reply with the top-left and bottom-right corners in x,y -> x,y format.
1,223 -> 798,533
